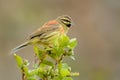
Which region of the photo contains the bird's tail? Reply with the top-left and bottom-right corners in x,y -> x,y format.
11,41 -> 30,54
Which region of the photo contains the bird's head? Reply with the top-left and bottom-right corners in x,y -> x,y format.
57,15 -> 73,28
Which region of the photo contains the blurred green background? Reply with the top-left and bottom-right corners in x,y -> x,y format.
0,0 -> 120,80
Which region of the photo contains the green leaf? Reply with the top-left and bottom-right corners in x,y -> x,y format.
62,77 -> 73,80
34,46 -> 46,60
62,63 -> 69,69
53,77 -> 61,80
14,54 -> 23,68
42,60 -> 54,66
59,63 -> 71,77
14,54 -> 30,75
23,64 -> 29,74
50,45 -> 64,60
70,72 -> 80,76
58,62 -> 62,70
14,34 -> 78,80
33,46 -> 42,56
28,69 -> 38,77
60,69 -> 70,77
68,38 -> 77,49
59,34 -> 70,47
27,77 -> 36,80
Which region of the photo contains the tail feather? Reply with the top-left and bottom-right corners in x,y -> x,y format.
11,41 -> 30,54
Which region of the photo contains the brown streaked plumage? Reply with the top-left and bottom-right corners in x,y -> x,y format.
12,15 -> 73,53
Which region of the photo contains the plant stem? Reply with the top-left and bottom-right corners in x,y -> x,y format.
21,67 -> 26,80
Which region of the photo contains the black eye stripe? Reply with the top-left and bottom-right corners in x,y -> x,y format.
57,15 -> 72,28
61,19 -> 71,23
60,19 -> 72,27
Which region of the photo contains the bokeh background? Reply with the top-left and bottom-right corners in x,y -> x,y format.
0,0 -> 120,80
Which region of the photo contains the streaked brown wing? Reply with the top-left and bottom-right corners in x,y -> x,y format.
28,23 -> 60,40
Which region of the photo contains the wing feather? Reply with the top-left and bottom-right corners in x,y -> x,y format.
28,21 -> 60,40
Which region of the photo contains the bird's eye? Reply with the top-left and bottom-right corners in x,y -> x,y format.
62,19 -> 70,22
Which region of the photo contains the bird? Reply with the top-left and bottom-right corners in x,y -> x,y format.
12,15 -> 73,53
